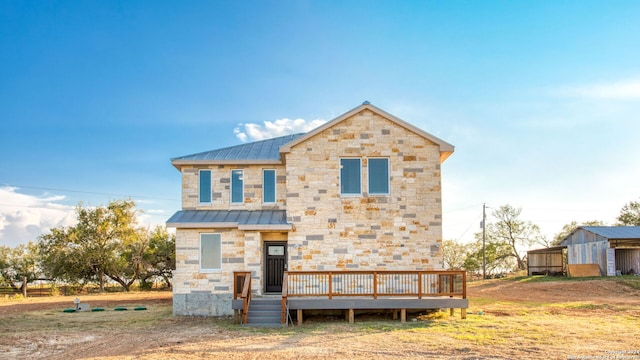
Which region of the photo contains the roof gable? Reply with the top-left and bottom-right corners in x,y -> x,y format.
279,102 -> 455,163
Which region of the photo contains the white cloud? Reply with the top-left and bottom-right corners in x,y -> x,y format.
554,79 -> 640,100
0,187 -> 76,247
234,118 -> 327,142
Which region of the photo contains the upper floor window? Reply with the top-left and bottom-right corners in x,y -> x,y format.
199,170 -> 212,204
263,169 -> 276,204
231,169 -> 244,204
200,233 -> 221,271
368,158 -> 389,195
340,158 -> 361,195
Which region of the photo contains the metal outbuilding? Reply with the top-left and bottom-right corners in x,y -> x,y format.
559,226 -> 640,276
527,246 -> 567,276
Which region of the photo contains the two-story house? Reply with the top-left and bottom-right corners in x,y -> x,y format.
167,102 -> 456,317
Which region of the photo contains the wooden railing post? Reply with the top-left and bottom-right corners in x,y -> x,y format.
417,272 -> 422,299
328,272 -> 333,299
373,272 -> 378,299
281,272 -> 288,324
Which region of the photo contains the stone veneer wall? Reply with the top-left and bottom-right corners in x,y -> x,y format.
284,109 -> 444,272
181,164 -> 287,210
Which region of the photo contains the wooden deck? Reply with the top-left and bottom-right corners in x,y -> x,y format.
234,270 -> 468,325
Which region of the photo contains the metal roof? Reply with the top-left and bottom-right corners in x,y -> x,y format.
171,133 -> 304,167
579,226 -> 640,239
166,210 -> 291,230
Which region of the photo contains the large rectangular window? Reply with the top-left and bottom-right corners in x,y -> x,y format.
199,170 -> 212,204
263,169 -> 276,203
231,170 -> 244,204
368,158 -> 389,195
340,158 -> 361,195
200,233 -> 221,271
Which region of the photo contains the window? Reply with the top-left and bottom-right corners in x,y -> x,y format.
200,233 -> 221,271
368,158 -> 389,195
263,169 -> 276,203
199,170 -> 212,204
231,170 -> 244,204
340,158 -> 361,195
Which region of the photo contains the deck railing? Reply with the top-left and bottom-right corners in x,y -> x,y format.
233,271 -> 252,324
281,270 -> 466,323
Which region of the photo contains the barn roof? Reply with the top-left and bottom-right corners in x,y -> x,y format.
578,226 -> 640,239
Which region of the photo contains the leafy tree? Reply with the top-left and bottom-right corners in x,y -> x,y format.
140,226 -> 176,289
463,239 -> 515,277
442,239 -> 468,270
617,199 -> 640,226
39,200 -> 142,292
484,205 -> 542,271
0,242 -> 41,292
552,220 -> 607,245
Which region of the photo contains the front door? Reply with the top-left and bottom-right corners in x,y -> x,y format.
265,242 -> 287,293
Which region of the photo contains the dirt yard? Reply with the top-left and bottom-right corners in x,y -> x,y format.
1,277 -> 639,359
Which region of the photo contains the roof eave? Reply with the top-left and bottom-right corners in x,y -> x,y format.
165,222 -> 239,229
172,159 -> 284,170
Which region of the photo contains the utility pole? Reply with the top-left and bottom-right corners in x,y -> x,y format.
482,203 -> 486,280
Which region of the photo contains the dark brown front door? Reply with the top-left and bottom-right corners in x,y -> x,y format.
265,242 -> 287,293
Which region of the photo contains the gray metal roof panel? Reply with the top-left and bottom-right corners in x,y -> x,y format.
172,134 -> 304,162
580,226 -> 640,239
166,210 -> 289,227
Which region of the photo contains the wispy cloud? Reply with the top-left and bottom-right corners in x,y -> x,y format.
554,79 -> 640,100
234,118 -> 327,142
0,187 -> 76,247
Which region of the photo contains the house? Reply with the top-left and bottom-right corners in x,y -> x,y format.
559,226 -> 640,276
166,102 -> 461,319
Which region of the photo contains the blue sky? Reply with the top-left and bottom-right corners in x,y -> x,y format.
1,1 -> 640,248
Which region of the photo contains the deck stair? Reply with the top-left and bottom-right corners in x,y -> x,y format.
245,298 -> 282,327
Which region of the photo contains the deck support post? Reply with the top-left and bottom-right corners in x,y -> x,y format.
393,310 -> 398,320
461,308 -> 466,319
450,308 -> 454,316
400,309 -> 406,323
233,310 -> 240,324
348,309 -> 355,323
297,309 -> 303,326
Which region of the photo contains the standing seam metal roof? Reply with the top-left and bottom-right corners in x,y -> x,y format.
166,210 -> 289,227
579,226 -> 640,239
171,133 -> 304,162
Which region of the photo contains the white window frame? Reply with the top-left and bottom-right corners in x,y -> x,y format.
263,169 -> 276,204
340,158 -> 362,196
198,169 -> 212,204
200,233 -> 221,272
367,157 -> 390,195
231,169 -> 244,204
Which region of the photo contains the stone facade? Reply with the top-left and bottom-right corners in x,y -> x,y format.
285,109 -> 444,272
169,103 -> 453,316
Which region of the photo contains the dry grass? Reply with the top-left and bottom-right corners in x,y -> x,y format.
1,278 -> 639,359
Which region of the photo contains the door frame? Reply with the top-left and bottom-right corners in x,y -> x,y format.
264,241 -> 287,294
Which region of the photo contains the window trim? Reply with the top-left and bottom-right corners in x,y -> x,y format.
368,157 -> 390,195
200,233 -> 221,272
231,169 -> 244,204
340,158 -> 362,196
263,169 -> 276,204
198,169 -> 212,204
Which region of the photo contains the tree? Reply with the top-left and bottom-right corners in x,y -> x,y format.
617,199 -> 640,226
484,205 -> 542,271
0,242 -> 41,293
463,239 -> 515,277
442,239 -> 468,270
140,226 -> 176,289
38,199 -> 143,292
552,220 -> 607,245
